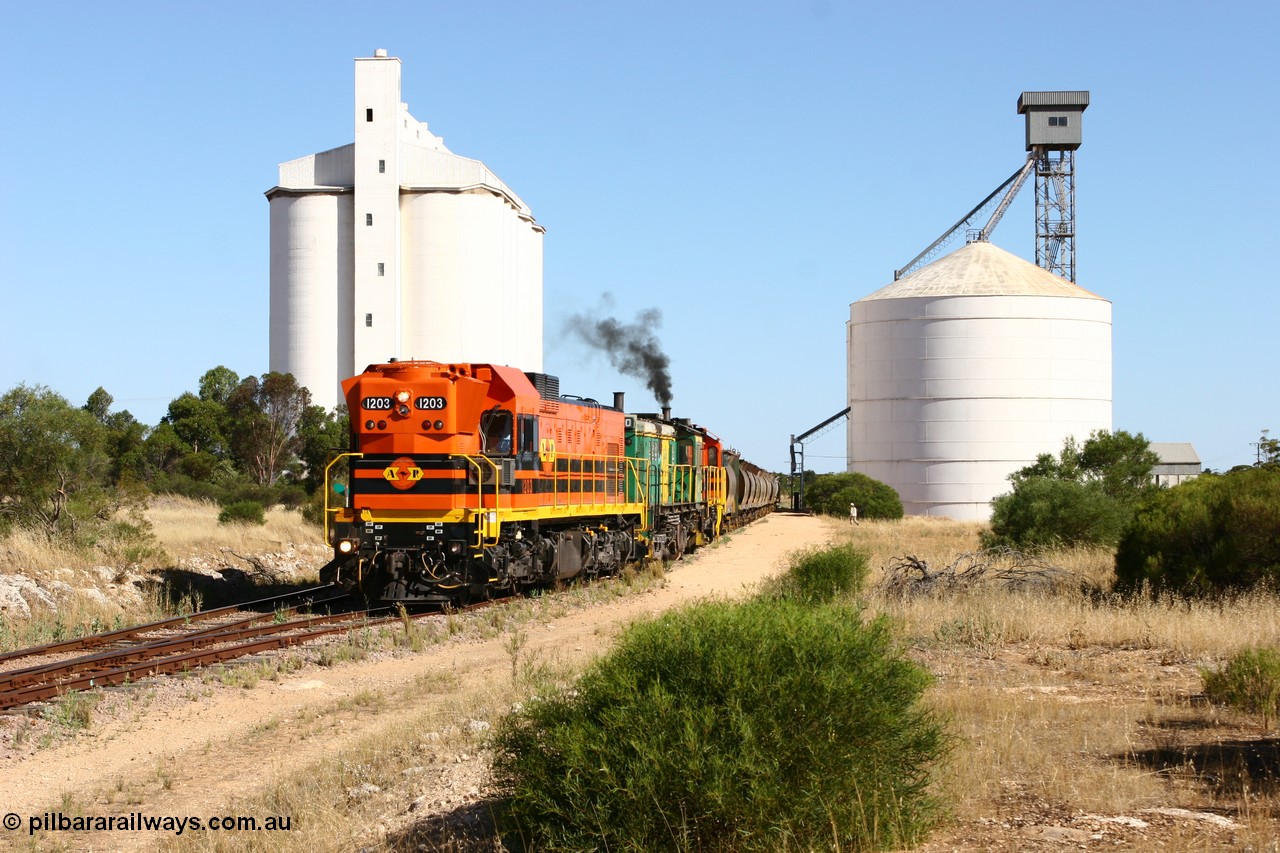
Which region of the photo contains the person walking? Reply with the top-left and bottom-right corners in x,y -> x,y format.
849,503 -> 859,525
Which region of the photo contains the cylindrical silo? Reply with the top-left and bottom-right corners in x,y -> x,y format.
847,241 -> 1111,520
268,192 -> 354,408
400,188 -> 543,370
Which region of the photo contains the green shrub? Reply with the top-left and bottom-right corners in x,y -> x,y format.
762,542 -> 869,605
177,450 -> 220,481
1202,647 -> 1280,729
803,472 -> 904,519
984,430 -> 1159,552
492,597 -> 949,852
1115,466 -> 1280,595
301,487 -> 329,526
984,477 -> 1127,551
217,500 -> 265,526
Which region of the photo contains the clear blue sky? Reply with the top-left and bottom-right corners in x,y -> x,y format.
2,1 -> 1275,474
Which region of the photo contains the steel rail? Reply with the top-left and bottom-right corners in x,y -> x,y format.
0,584 -> 338,667
0,613 -> 397,710
0,604 -> 356,691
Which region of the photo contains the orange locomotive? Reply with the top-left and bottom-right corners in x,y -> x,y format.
321,359 -> 775,603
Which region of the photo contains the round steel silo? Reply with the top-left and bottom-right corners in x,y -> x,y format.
846,241 -> 1111,520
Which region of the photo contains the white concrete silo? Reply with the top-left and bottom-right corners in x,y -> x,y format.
846,241 -> 1111,520
267,51 -> 544,411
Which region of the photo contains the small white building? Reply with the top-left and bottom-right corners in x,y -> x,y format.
847,241 -> 1112,520
1149,442 -> 1201,487
266,50 -> 544,411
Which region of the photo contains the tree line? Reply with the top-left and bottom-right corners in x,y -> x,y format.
0,368 -> 347,545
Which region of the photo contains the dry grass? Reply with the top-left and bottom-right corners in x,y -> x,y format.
1,495 -> 317,578
0,495 -> 324,653
824,515 -> 1280,849
146,494 -> 317,562
0,526 -> 138,577
832,516 -> 1280,658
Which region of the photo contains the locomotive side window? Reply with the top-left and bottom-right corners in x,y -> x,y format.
518,415 -> 538,464
480,408 -> 514,455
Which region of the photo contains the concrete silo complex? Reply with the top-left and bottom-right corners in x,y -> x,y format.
267,50 -> 544,411
846,241 -> 1111,520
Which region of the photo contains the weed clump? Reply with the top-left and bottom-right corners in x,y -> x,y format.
761,541 -> 868,604
492,555 -> 949,851
1203,647 -> 1280,729
217,500 -> 266,526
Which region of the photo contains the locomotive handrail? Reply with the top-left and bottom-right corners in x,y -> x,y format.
628,457 -> 650,532
705,465 -> 727,536
670,463 -> 699,504
323,452 -> 364,546
453,454 -> 501,548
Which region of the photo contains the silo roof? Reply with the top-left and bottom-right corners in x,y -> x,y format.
861,241 -> 1106,301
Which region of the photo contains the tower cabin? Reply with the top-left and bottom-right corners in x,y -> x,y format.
1017,91 -> 1089,151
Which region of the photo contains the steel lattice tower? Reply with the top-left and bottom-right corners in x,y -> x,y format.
1018,92 -> 1089,282
1035,150 -> 1076,281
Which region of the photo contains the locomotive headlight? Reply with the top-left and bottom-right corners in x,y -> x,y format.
337,538 -> 358,555
396,404 -> 410,416
396,389 -> 411,404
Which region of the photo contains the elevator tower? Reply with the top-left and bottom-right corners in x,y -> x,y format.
1017,91 -> 1089,282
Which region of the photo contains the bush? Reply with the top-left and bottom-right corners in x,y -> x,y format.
1114,467 -> 1280,596
302,487 -> 329,526
803,472 -> 904,520
492,595 -> 949,851
984,430 -> 1159,552
1202,647 -> 1280,729
762,542 -> 869,605
984,477 -> 1127,551
217,501 -> 265,526
150,472 -> 223,504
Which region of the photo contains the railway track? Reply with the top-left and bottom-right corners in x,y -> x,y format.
0,585 -> 403,711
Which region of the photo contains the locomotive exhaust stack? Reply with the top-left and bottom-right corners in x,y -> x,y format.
614,391 -> 625,411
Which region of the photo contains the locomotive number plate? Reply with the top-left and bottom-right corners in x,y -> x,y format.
415,396 -> 448,410
362,396 -> 393,410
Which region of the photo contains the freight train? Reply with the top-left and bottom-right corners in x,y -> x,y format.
319,360 -> 777,603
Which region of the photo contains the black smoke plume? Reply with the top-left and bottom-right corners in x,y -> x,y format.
566,304 -> 673,406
